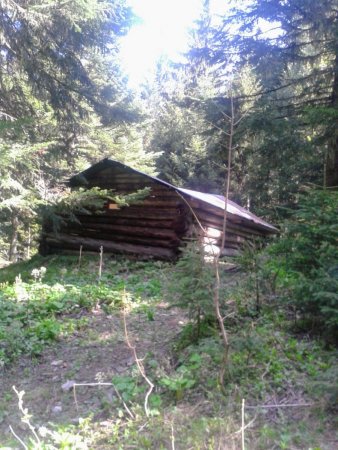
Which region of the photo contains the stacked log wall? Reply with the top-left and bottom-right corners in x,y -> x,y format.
41,163 -> 273,259
184,197 -> 272,257
42,168 -> 189,260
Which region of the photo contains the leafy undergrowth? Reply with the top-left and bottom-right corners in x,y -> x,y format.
0,255 -> 337,449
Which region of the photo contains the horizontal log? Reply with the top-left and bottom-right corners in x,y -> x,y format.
53,229 -> 180,248
206,235 -> 244,247
192,209 -> 265,237
73,216 -> 186,231
203,243 -> 240,257
105,209 -> 182,219
44,233 -> 176,259
188,220 -> 258,241
186,199 -> 271,234
221,247 -> 241,257
84,206 -> 181,220
141,199 -> 183,207
202,237 -> 240,250
200,225 -> 246,243
59,222 -> 179,239
186,225 -> 245,246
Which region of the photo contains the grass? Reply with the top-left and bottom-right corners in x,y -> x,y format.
0,255 -> 168,366
0,254 -> 337,449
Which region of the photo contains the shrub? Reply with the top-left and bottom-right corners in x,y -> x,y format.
170,240 -> 215,343
266,188 -> 338,339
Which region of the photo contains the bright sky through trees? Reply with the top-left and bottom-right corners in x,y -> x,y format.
120,0 -> 225,87
120,0 -> 281,87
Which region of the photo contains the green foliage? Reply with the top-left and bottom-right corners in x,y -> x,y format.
43,186 -> 150,234
0,255 -> 168,367
266,189 -> 338,338
0,0 -> 147,262
111,375 -> 146,404
0,255 -> 336,449
0,0 -> 136,123
8,387 -> 93,449
160,353 -> 202,402
170,240 -> 215,343
236,239 -> 267,315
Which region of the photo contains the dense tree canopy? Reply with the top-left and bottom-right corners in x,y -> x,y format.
0,0 -> 143,261
144,0 -> 337,218
0,0 -> 136,123
0,0 -> 337,260
213,0 -> 338,188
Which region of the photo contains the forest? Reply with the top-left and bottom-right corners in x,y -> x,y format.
0,0 -> 337,448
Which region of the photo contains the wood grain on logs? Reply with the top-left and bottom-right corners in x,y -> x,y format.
44,233 -> 176,259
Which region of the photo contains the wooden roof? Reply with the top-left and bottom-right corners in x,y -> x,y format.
69,158 -> 277,234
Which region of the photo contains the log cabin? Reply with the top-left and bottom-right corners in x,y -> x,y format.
40,158 -> 277,260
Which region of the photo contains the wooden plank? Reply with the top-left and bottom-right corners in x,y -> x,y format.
204,233 -> 245,245
59,223 -> 180,241
82,209 -> 179,220
193,209 -> 265,237
139,199 -> 182,208
203,243 -> 240,257
55,228 -> 180,248
105,207 -> 182,219
186,199 -> 269,234
44,233 -> 176,259
75,216 -> 177,228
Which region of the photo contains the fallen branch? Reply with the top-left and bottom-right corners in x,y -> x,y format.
245,402 -> 316,409
122,299 -> 154,417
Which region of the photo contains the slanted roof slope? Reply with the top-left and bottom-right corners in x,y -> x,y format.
69,158 -> 277,233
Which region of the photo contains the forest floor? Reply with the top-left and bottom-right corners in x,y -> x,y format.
0,303 -> 186,447
0,255 -> 337,449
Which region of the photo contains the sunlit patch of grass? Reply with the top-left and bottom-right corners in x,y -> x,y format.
0,255 -> 168,367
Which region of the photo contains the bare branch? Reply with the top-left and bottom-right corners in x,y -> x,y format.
205,119 -> 231,137
12,386 -> 41,445
9,425 -> 28,450
245,402 -> 316,409
122,301 -> 154,417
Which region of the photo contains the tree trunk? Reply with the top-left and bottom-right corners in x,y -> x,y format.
9,213 -> 19,262
326,51 -> 338,187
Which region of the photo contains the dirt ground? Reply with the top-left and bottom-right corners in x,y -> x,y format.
0,304 -> 186,444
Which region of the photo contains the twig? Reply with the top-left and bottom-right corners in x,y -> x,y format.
9,425 -> 28,450
232,416 -> 256,436
122,300 -> 154,417
205,118 -> 231,136
171,421 -> 176,450
213,95 -> 237,388
98,245 -> 103,279
78,244 -> 83,268
245,402 -> 315,409
261,361 -> 271,381
12,386 -> 41,445
174,191 -> 206,234
241,399 -> 245,450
